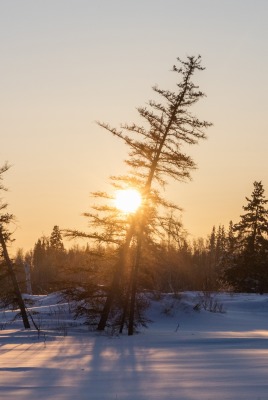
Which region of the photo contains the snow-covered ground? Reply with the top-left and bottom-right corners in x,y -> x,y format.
1,292 -> 268,400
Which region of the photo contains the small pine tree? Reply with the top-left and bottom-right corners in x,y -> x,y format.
50,225 -> 64,251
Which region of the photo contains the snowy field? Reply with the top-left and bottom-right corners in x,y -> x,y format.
1,291 -> 268,400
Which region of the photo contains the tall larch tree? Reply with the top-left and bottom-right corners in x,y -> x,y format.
94,55 -> 212,333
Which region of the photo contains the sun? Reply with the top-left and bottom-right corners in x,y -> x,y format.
114,189 -> 142,213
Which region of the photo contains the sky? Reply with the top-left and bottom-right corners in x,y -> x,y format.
1,0 -> 268,253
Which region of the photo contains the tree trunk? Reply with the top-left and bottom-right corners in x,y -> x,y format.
119,281 -> 131,334
97,226 -> 134,330
128,234 -> 143,336
0,230 -> 31,329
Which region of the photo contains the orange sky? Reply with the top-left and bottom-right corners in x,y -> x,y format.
1,0 -> 268,253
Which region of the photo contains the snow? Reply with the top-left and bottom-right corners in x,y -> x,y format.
1,292 -> 268,400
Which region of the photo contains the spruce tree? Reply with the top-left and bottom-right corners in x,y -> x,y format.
234,181 -> 268,253
225,181 -> 268,292
50,225 -> 64,250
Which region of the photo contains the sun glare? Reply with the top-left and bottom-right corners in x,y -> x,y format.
114,189 -> 142,213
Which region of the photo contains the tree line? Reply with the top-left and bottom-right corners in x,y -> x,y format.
8,180 -> 268,300
1,179 -> 267,331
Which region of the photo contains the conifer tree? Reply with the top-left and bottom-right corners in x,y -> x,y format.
227,221 -> 235,254
95,55 -> 211,333
50,225 -> 64,251
32,228 -> 66,293
0,163 -> 30,328
32,237 -> 50,292
225,181 -> 268,292
66,56 -> 211,333
234,181 -> 268,253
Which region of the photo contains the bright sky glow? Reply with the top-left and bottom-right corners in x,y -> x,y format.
1,0 -> 268,252
114,189 -> 142,213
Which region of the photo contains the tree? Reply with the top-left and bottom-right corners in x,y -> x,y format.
66,56 -> 211,333
50,225 -> 64,251
94,55 -> 211,333
49,225 -> 66,289
224,181 -> 268,292
227,221 -> 235,254
14,248 -> 32,294
32,227 -> 66,293
235,182 -> 268,253
32,236 -> 50,292
0,163 -> 30,328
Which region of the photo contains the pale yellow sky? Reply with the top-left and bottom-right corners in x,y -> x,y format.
1,0 -> 268,252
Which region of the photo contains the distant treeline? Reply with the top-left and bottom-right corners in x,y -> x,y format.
1,180 -> 267,303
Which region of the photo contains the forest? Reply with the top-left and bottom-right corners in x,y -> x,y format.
1,56 -> 268,335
